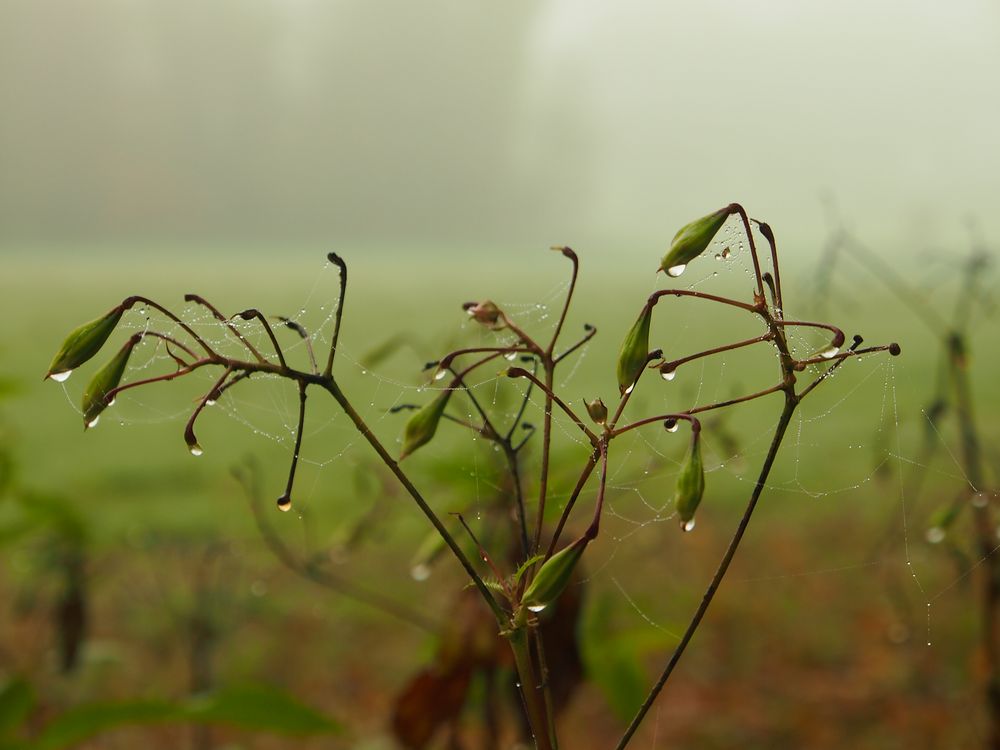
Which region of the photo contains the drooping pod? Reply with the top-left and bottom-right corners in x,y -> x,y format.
616,304 -> 652,394
674,429 -> 705,530
659,205 -> 736,277
400,390 -> 453,459
46,305 -> 126,382
81,333 -> 141,429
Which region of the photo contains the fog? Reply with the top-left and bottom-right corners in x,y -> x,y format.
2,1 -> 998,257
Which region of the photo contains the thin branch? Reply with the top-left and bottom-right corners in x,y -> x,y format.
546,246 -> 579,357
323,252 -> 348,377
554,323 -> 596,364
234,309 -> 288,369
185,294 -> 267,363
276,383 -> 308,511
616,395 -> 798,750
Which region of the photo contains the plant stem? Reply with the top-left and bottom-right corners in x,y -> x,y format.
615,393 -> 798,750
951,348 -> 1000,749
509,610 -> 555,750
319,377 -> 507,623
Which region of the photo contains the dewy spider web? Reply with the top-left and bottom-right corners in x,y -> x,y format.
49,221 -> 998,745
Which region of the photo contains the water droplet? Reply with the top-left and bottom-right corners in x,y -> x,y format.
624,383 -> 635,395
819,345 -> 839,359
86,415 -> 100,429
973,492 -> 989,508
527,603 -> 547,613
276,495 -> 292,512
665,421 -> 679,433
188,444 -> 204,457
925,526 -> 946,544
504,351 -> 518,361
49,370 -> 72,382
434,368 -> 448,381
714,253 -> 722,261
411,563 -> 431,581
721,247 -> 732,260
107,398 -> 116,407
205,398 -> 216,407
681,519 -> 696,532
666,264 -> 687,278
661,368 -> 677,382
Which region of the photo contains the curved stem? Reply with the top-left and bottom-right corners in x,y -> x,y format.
615,394 -> 798,749
185,294 -> 266,363
323,253 -> 348,377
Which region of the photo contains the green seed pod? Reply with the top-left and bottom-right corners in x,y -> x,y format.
81,333 -> 140,429
400,390 -> 453,459
659,205 -> 735,277
675,432 -> 705,529
616,305 -> 652,394
46,305 -> 125,381
521,536 -> 588,613
585,398 -> 608,425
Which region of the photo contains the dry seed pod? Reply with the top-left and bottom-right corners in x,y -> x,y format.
81,334 -> 140,429
675,431 -> 705,528
659,205 -> 735,277
463,300 -> 502,327
46,305 -> 125,382
585,398 -> 608,425
522,536 -> 588,613
616,305 -> 652,393
400,390 -> 452,459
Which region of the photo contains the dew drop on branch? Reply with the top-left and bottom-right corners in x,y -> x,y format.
50,370 -> 72,382
681,519 -> 696,532
276,495 -> 292,512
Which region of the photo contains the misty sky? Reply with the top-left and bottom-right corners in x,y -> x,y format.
1,1 -> 998,258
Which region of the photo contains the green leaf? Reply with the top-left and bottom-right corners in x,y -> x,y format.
512,554 -> 545,584
31,685 -> 341,750
0,677 -> 34,737
185,684 -> 341,735
34,701 -> 180,750
581,595 -> 647,722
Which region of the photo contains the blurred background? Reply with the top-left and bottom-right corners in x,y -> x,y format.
1,2 -> 999,749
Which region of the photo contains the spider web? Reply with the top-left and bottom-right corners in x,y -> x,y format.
49,227 -> 1000,745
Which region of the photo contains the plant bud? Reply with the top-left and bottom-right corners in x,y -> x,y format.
675,432 -> 705,528
616,305 -> 652,394
521,536 -> 588,613
462,300 -> 502,327
659,205 -> 735,277
585,398 -> 608,425
81,334 -> 140,429
400,390 -> 452,459
46,305 -> 125,381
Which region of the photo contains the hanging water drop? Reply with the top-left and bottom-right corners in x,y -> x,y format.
188,444 -> 204,457
925,527 -> 946,544
433,368 -> 448,381
86,415 -> 100,429
50,370 -> 73,383
276,495 -> 292,512
721,247 -> 732,260
410,563 -> 431,581
681,519 -> 696,532
205,398 -> 217,407
504,351 -> 518,361
624,383 -> 635,395
666,264 -> 687,278
665,420 -> 679,433
661,367 -> 677,382
527,603 -> 547,613
819,345 -> 839,359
